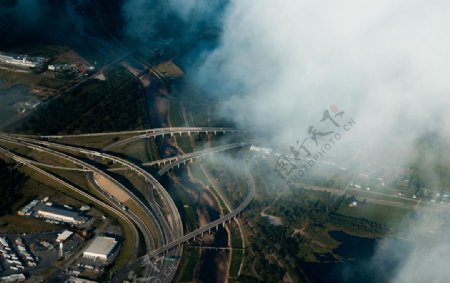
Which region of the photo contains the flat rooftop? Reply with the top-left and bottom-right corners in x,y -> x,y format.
83,236 -> 117,257
57,230 -> 74,242
36,204 -> 81,219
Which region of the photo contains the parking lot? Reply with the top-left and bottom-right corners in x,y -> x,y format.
0,231 -> 85,277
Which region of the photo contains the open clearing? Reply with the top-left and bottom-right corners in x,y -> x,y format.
93,172 -> 131,202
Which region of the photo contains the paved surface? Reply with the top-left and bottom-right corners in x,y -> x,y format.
0,129 -> 255,282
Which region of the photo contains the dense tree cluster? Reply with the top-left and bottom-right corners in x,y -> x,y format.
0,160 -> 26,216
9,66 -> 147,135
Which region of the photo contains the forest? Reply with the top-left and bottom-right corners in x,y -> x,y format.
0,160 -> 26,216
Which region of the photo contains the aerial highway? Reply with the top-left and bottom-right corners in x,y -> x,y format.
10,135 -> 182,235
0,129 -> 255,282
0,134 -> 165,280
148,142 -> 250,167
0,146 -> 140,248
0,132 -> 183,282
112,167 -> 256,282
13,136 -> 181,240
8,127 -> 245,139
0,134 -> 161,244
0,145 -> 144,277
156,142 -> 251,175
3,141 -> 251,176
102,127 -> 245,151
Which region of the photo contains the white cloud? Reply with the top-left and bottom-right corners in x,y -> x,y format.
190,1 -> 450,282
193,0 -> 450,165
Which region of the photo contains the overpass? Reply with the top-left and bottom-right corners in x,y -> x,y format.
101,128 -> 244,151
0,145 -> 141,260
6,127 -> 244,140
144,142 -> 249,167
13,134 -> 255,282
19,137 -> 182,236
0,131 -> 254,282
7,142 -> 250,176
1,133 -> 184,281
15,137 -> 183,241
0,134 -> 178,280
0,135 -> 160,255
112,168 -> 255,283
156,142 -> 251,176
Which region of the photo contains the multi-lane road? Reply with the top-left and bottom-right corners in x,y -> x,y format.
0,127 -> 254,282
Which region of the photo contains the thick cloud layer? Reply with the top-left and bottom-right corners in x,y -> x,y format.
122,0 -> 226,43
187,1 -> 450,282
120,1 -> 450,282
192,0 -> 450,166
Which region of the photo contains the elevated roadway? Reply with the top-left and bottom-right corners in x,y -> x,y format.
156,142 -> 250,176
0,135 -> 159,257
8,127 -> 244,140
113,168 -> 255,282
0,145 -> 143,273
0,131 -> 255,282
1,133 -> 182,282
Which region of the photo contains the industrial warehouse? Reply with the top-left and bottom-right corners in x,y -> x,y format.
0,52 -> 46,69
36,205 -> 88,225
18,198 -> 89,225
82,236 -> 118,261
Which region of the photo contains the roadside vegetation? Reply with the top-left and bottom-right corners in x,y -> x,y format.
7,65 -> 147,135
0,159 -> 26,216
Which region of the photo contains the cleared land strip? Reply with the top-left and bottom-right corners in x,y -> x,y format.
93,172 -> 131,203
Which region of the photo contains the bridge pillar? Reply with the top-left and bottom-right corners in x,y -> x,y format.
214,131 -> 217,135
170,133 -> 173,137
188,131 -> 191,136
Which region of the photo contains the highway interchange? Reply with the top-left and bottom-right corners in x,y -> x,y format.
0,127 -> 253,282
2,126 -> 449,282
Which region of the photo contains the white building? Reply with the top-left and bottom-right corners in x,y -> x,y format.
57,230 -> 74,243
83,236 -> 118,261
0,53 -> 38,68
36,205 -> 87,224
